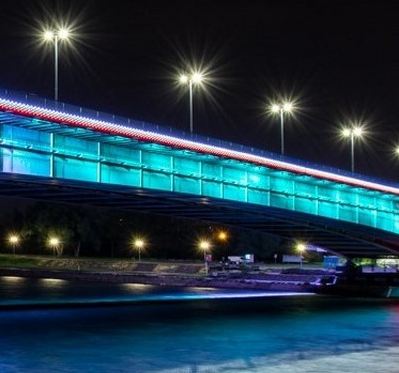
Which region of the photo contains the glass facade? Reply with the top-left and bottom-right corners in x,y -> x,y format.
1,116 -> 399,235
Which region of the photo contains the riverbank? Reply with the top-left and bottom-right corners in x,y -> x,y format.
0,267 -> 320,292
0,255 -> 323,292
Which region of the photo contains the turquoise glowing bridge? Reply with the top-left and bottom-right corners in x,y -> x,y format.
1,89 -> 399,258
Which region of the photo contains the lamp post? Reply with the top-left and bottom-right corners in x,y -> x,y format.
179,72 -> 203,133
199,240 -> 211,275
296,242 -> 306,268
43,28 -> 71,101
8,234 -> 20,256
271,102 -> 294,155
133,238 -> 145,262
342,126 -> 363,173
48,237 -> 60,257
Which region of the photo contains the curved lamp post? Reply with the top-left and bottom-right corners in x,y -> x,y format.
179,72 -> 204,133
43,28 -> 71,101
342,126 -> 363,173
271,102 -> 294,155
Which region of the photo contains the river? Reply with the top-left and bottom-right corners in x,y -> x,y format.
0,275 -> 398,373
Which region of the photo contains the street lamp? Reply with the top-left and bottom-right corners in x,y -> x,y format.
42,27 -> 71,101
342,126 -> 363,173
8,234 -> 20,256
179,71 -> 204,133
271,102 -> 294,155
199,239 -> 211,275
48,236 -> 60,257
133,238 -> 145,262
296,242 -> 306,268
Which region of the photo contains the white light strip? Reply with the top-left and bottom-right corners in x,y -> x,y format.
1,97 -> 399,196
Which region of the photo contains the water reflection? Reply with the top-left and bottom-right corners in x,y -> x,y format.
0,277 -> 398,373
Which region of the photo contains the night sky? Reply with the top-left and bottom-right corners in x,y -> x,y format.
1,0 -> 399,183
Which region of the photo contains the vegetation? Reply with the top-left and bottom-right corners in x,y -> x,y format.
0,201 -> 286,262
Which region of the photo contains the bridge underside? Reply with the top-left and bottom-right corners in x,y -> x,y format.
1,172 -> 398,259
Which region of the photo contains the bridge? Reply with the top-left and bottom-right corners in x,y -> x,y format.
1,89 -> 399,259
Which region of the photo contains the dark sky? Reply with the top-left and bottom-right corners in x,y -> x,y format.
1,0 -> 399,183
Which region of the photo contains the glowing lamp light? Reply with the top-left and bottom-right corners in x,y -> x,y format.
271,104 -> 280,113
296,242 -> 306,268
179,74 -> 189,84
43,30 -> 54,41
283,102 -> 293,112
9,235 -> 19,245
218,231 -> 228,241
58,28 -> 70,39
132,237 -> 146,262
49,237 -> 60,246
199,240 -> 210,251
341,125 -> 365,173
191,72 -> 203,84
8,234 -> 20,255
270,101 -> 295,155
178,70 -> 206,133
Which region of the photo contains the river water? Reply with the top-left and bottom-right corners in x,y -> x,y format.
0,275 -> 398,373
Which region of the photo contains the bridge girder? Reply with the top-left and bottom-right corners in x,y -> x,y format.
0,172 -> 398,259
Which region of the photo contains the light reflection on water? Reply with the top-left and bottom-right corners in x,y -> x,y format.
0,276 -> 398,373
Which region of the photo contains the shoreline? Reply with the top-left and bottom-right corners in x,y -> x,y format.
0,267 -> 317,293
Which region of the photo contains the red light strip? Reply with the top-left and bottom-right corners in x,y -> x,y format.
1,97 -> 399,196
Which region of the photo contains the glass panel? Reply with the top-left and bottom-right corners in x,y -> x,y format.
174,176 -> 200,194
101,164 -> 140,186
376,212 -> 393,231
270,176 -> 293,194
1,149 -> 50,176
270,192 -> 292,209
338,190 -> 356,205
375,198 -> 392,212
358,208 -> 374,227
202,180 -> 221,198
2,125 -> 50,148
101,144 -> 140,164
338,204 -> 356,223
202,163 -> 221,179
142,152 -> 171,170
247,188 -> 268,205
223,167 -> 246,185
247,172 -> 269,188
143,170 -> 171,190
55,135 -> 97,156
295,197 -> 316,214
319,200 -> 338,220
318,185 -> 337,201
54,157 -> 97,182
294,181 -> 316,197
174,157 -> 199,176
223,184 -> 246,202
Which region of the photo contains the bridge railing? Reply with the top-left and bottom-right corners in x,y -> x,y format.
1,87 -> 397,189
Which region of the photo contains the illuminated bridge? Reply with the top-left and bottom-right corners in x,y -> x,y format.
1,89 -> 399,259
